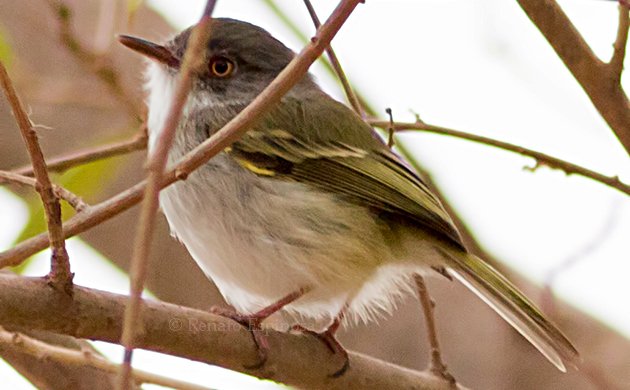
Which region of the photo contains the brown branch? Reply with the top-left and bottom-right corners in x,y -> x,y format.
3,111 -> 628,271
118,2 -> 218,387
611,2 -> 630,81
10,129 -> 147,177
516,0 -> 630,154
0,330 -> 121,390
414,275 -> 455,385
369,119 -> 630,196
46,0 -> 143,121
0,327 -> 211,390
302,0 -> 363,116
0,274 -> 468,390
0,171 -> 88,212
0,179 -> 148,269
0,61 -> 72,292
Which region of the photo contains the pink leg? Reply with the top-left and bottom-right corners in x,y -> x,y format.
211,288 -> 308,368
293,305 -> 349,378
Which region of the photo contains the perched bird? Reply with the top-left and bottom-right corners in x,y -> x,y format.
119,18 -> 578,376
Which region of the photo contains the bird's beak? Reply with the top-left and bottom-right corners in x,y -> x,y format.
118,35 -> 180,68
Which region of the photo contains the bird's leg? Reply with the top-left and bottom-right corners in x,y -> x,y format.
292,305 -> 349,378
414,274 -> 456,385
211,287 -> 309,369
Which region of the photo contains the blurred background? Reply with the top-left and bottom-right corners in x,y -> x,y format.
0,0 -> 629,389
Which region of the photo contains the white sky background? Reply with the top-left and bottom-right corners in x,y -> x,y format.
1,0 -> 629,389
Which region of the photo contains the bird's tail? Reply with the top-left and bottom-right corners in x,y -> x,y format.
443,251 -> 580,372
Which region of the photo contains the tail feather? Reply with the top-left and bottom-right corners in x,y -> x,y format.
444,252 -> 579,372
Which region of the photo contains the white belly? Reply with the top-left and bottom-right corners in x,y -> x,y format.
158,154 -> 431,327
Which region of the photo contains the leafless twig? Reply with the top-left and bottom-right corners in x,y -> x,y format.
0,170 -> 88,212
117,1 -> 218,388
385,108 -> 395,147
0,327 -> 211,390
302,0 -> 363,116
0,61 -> 72,292
369,119 -> 630,196
414,275 -> 455,385
9,129 -> 147,178
611,2 -> 629,81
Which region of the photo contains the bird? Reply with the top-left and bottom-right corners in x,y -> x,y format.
119,17 -> 579,376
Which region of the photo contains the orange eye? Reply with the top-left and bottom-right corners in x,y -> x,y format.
209,57 -> 235,78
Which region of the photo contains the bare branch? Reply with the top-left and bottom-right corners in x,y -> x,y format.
369,119 -> 630,196
0,180 -> 148,269
0,61 -> 72,292
118,3 -> 217,387
516,0 -> 630,154
0,170 -> 88,212
10,129 -> 147,177
0,274 -> 468,390
414,275 -> 455,384
0,331 -> 121,390
302,0 -> 363,116
611,2 -> 629,80
0,327 -> 211,390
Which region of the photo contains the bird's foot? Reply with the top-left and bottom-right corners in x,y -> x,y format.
210,306 -> 269,369
292,324 -> 350,378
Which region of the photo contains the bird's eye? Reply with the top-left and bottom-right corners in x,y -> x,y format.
209,56 -> 235,78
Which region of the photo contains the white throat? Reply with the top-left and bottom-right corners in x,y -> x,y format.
145,62 -> 178,153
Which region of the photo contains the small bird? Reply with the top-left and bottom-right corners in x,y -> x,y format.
119,18 -> 578,375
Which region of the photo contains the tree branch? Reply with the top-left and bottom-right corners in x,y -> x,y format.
611,2 -> 629,81
302,0 -> 363,116
369,119 -> 630,196
0,170 -> 88,212
516,0 -> 630,154
10,129 -> 147,177
0,330 -> 121,390
118,1 -> 218,387
0,327 -> 211,390
0,61 -> 72,292
0,274 -> 467,390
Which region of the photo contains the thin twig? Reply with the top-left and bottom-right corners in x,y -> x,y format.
0,171 -> 88,212
9,130 -> 147,178
117,2 -> 218,388
302,0 -> 363,116
0,327 -> 212,390
414,275 -> 456,385
0,0 -> 365,275
610,2 -> 630,81
46,0 -> 143,120
369,119 -> 630,196
385,108 -> 395,147
0,61 -> 72,292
